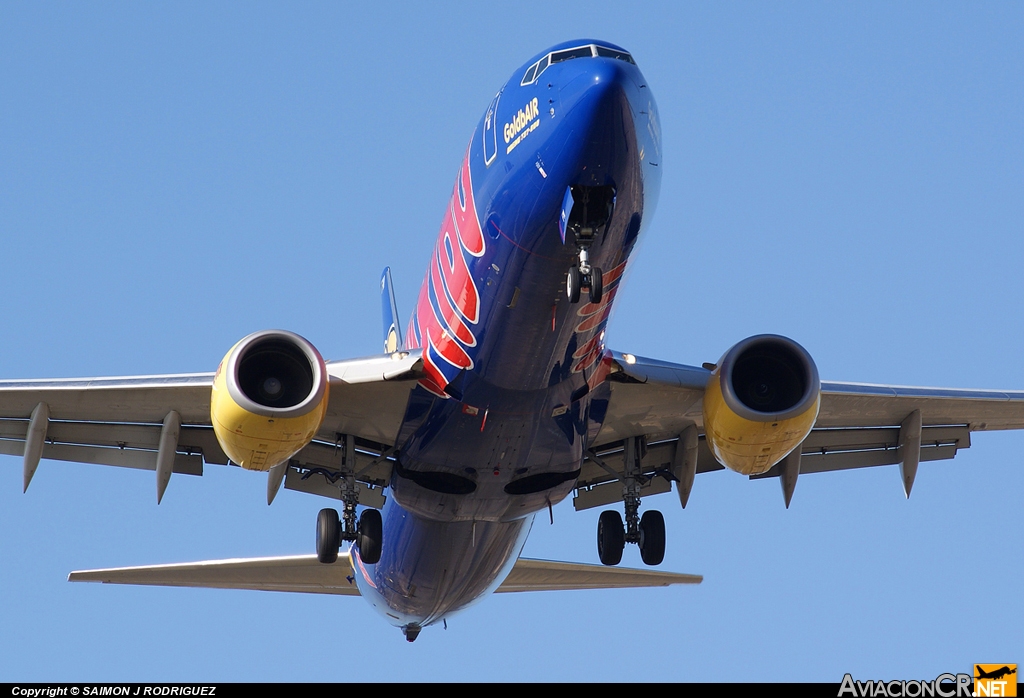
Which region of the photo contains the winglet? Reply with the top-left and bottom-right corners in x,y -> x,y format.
380,267 -> 404,353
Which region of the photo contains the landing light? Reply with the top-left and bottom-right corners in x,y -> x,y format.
623,353 -> 636,365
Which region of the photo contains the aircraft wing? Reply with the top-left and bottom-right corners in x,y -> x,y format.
578,350 -> 1024,510
68,552 -> 701,594
0,351 -> 422,502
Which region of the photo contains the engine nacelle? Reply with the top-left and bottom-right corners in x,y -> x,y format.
210,330 -> 329,471
703,335 -> 820,476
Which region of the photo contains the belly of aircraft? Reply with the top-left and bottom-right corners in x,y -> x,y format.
355,503 -> 534,629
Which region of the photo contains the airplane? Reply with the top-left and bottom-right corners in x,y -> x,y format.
3,39 -> 1024,643
975,666 -> 1016,681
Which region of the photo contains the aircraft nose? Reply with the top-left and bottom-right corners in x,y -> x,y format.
557,57 -> 635,116
553,58 -> 639,185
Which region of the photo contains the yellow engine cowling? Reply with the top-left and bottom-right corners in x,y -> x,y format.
703,335 -> 820,476
210,330 -> 329,472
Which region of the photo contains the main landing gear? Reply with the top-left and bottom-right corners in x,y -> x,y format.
597,505 -> 666,566
314,434 -> 383,565
596,436 -> 667,566
316,506 -> 382,565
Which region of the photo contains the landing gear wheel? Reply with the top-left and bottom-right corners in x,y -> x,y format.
597,510 -> 625,566
588,266 -> 603,304
639,510 -> 666,566
357,508 -> 383,564
566,266 -> 582,303
316,508 -> 340,564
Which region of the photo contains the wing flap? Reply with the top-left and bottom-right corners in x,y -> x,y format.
579,424 -> 971,498
497,558 -> 701,592
69,553 -> 360,596
0,419 -> 223,473
0,438 -> 203,475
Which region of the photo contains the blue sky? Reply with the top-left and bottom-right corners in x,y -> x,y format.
1,2 -> 1022,682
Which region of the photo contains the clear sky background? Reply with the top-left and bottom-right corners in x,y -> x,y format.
1,2 -> 1022,683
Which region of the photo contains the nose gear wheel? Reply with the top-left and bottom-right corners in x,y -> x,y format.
566,264 -> 604,305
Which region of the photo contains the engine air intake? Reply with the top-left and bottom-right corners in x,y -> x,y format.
211,330 -> 329,472
237,337 -> 315,409
729,338 -> 812,417
703,335 -> 820,476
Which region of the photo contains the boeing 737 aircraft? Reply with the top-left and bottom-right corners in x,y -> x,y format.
3,40 -> 1023,642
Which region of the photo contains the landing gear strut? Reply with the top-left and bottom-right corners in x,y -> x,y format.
596,436 -> 666,566
314,434 -> 384,565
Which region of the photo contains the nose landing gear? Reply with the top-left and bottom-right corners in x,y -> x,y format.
565,257 -> 604,305
566,244 -> 604,305
563,185 -> 613,305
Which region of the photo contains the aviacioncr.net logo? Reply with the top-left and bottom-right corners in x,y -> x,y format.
839,673 -> 973,697
974,665 -> 1017,697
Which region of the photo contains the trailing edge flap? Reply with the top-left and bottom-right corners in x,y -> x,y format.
69,553 -> 700,595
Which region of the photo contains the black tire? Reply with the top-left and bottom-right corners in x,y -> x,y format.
597,510 -> 625,566
566,266 -> 581,304
358,508 -> 383,564
639,510 -> 666,566
589,267 -> 603,304
316,508 -> 340,564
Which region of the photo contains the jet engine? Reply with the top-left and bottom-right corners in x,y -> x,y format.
210,330 -> 329,471
702,335 -> 820,476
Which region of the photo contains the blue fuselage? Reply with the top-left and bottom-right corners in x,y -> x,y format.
353,41 -> 662,632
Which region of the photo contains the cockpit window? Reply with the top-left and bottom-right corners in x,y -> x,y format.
595,46 -> 636,65
521,54 -> 552,86
520,44 -> 634,86
550,46 -> 595,64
